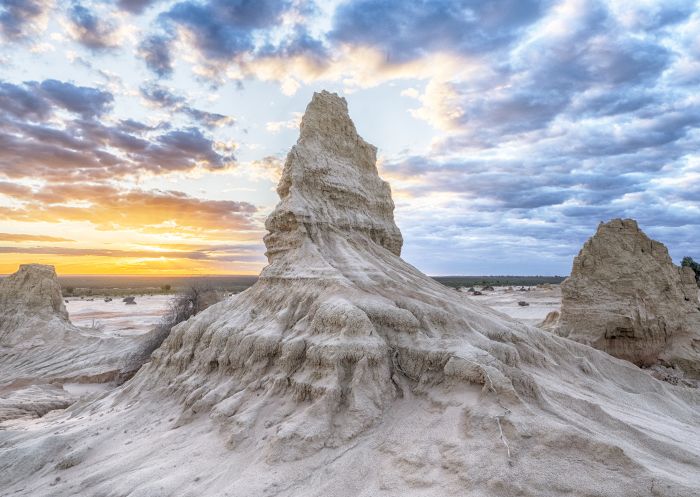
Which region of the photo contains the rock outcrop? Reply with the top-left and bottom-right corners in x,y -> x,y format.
0,264 -> 70,345
556,219 -> 700,376
0,264 -> 161,421
1,93 -> 699,497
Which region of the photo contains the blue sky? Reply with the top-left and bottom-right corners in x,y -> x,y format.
0,0 -> 698,275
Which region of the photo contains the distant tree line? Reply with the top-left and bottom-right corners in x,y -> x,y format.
433,275 -> 566,289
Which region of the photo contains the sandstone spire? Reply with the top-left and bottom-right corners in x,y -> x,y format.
264,91 -> 403,273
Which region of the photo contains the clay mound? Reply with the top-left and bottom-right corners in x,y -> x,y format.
0,264 -> 161,420
1,92 -> 699,497
556,219 -> 700,376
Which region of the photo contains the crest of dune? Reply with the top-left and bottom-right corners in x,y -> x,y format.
1,92 -> 699,497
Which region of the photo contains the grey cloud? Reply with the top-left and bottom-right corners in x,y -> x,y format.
0,0 -> 50,41
0,79 -> 234,181
38,79 -> 114,118
66,2 -> 121,51
162,0 -> 291,60
115,0 -> 159,14
331,0 -> 545,62
137,34 -> 174,77
140,82 -> 234,128
0,81 -> 51,120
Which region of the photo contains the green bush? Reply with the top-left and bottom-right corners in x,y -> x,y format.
681,256 -> 700,287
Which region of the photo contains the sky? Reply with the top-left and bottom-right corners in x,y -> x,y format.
0,0 -> 698,276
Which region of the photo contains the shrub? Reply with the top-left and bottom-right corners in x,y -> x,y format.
681,257 -> 700,287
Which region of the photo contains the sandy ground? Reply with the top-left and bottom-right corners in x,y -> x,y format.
461,285 -> 561,325
65,295 -> 171,336
63,289 -> 558,337
0,296 -> 170,424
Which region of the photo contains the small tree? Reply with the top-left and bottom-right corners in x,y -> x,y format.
681,256 -> 700,287
161,284 -> 171,292
141,285 -> 225,359
162,285 -> 222,330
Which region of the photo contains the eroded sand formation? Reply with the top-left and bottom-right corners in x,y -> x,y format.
1,92 -> 699,497
0,264 -> 162,421
555,219 -> 700,378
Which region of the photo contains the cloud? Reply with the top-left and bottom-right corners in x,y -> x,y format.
245,155 -> 283,182
0,181 -> 34,197
330,0 -> 545,62
0,81 -> 52,120
138,0 -> 307,78
65,2 -> 125,51
143,127 -> 231,169
0,0 -> 52,41
0,233 -> 74,242
137,34 -> 174,77
0,245 -> 252,261
0,79 -> 235,180
38,79 -> 114,118
2,0 -> 699,275
139,81 -> 185,107
139,81 -> 234,128
405,4 -> 675,141
265,112 -> 302,133
1,79 -> 113,121
115,0 -> 159,14
162,0 -> 291,60
180,107 -> 233,128
0,183 -> 259,236
0,118 -> 234,180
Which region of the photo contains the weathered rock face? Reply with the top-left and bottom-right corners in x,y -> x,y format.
557,219 -> 700,375
263,90 -> 403,271
0,264 -> 162,421
0,264 -> 68,316
680,265 -> 700,302
1,93 -> 699,497
0,264 -> 69,345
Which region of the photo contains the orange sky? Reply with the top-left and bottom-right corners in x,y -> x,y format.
0,253 -> 263,275
0,187 -> 269,275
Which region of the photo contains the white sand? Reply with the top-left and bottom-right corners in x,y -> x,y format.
65,295 -> 171,336
463,286 -> 561,325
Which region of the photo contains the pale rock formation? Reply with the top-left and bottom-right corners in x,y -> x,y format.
539,310 -> 560,331
0,264 -> 162,420
0,264 -> 70,346
556,219 -> 700,377
1,92 -> 699,497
